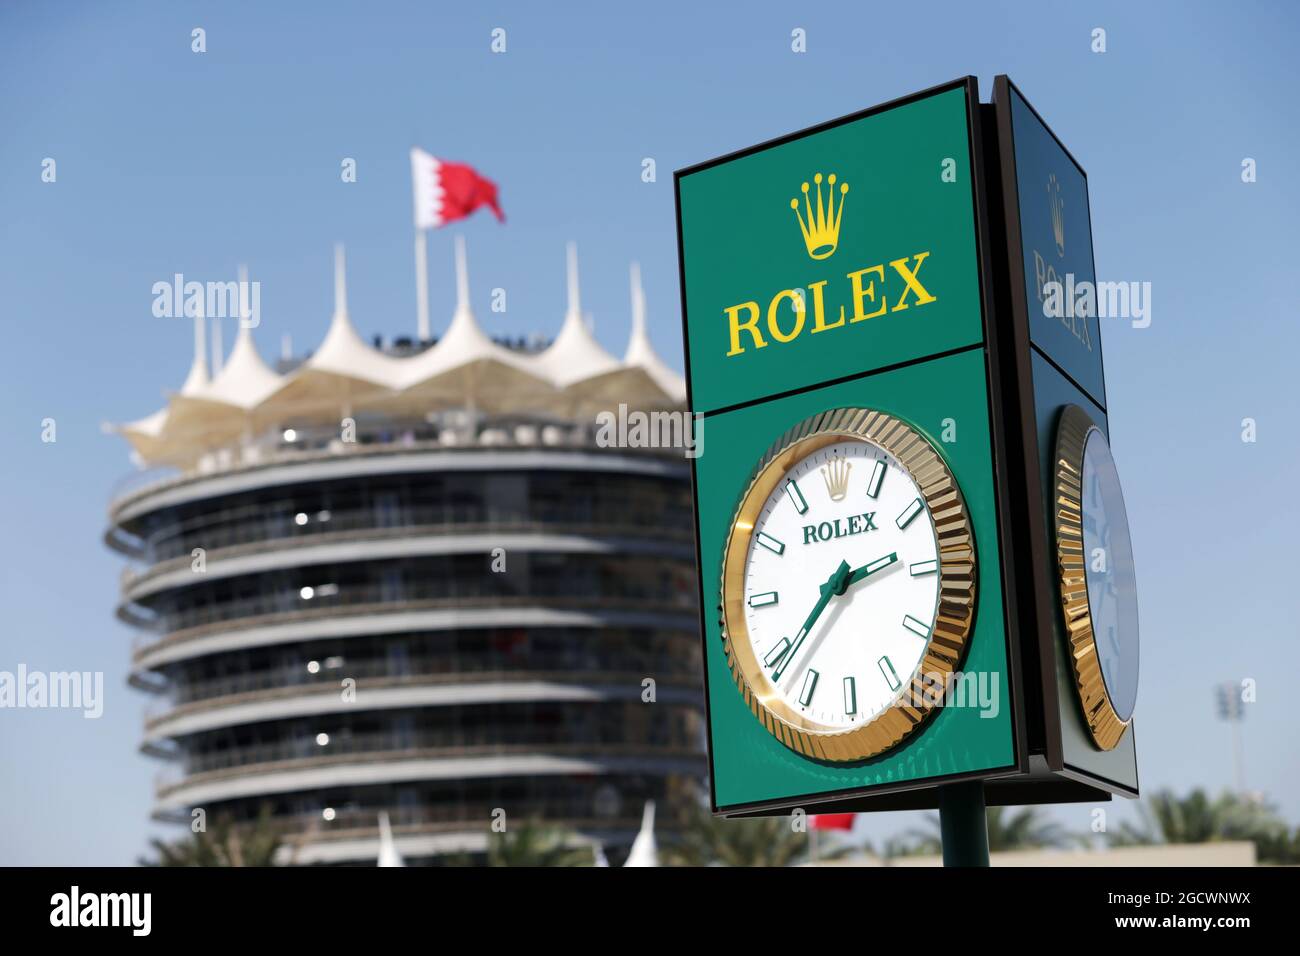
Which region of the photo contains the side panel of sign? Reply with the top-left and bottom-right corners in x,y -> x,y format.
995,76 -> 1138,795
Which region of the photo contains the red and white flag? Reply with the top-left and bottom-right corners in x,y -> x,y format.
410,147 -> 505,230
810,813 -> 856,831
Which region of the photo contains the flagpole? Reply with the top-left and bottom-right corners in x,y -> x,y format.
414,228 -> 431,341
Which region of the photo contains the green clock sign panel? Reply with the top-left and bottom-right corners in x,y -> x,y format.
677,84 -> 985,415
676,76 -> 1140,815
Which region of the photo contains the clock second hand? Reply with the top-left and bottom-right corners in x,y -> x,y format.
774,552 -> 900,694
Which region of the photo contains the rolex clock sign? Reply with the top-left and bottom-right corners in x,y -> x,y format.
675,76 -> 1139,816
676,78 -> 1017,814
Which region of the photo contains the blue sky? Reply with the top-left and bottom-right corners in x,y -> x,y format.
1,1 -> 1297,864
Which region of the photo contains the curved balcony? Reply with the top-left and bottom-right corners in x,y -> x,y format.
144,669 -> 704,743
178,719 -> 702,778
120,527 -> 693,602
108,433 -> 689,533
131,596 -> 699,675
124,547 -> 695,633
162,639 -> 700,709
124,496 -> 692,570
153,743 -> 705,815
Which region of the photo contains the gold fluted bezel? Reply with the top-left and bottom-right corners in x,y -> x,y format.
1052,404 -> 1129,751
719,407 -> 977,763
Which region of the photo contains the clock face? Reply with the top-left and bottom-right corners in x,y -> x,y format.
720,408 -> 977,762
1080,427 -> 1139,722
742,440 -> 941,729
1052,404 -> 1138,750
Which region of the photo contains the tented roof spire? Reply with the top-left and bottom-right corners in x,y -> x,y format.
454,234 -> 471,317
295,243 -> 401,387
397,235 -> 550,400
179,293 -> 209,396
333,243 -> 348,319
566,240 -> 581,321
622,262 -> 687,403
532,241 -> 619,387
193,263 -> 281,408
210,311 -> 224,377
433,234 -> 489,346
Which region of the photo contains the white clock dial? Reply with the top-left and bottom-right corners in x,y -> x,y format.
741,439 -> 941,729
1052,403 -> 1138,750
1079,426 -> 1138,722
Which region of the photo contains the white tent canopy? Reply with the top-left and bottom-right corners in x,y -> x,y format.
111,240 -> 686,468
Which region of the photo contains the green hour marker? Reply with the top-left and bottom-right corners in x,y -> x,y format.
748,591 -> 779,608
799,669 -> 819,706
896,497 -> 923,529
909,559 -> 938,576
903,614 -> 931,639
878,655 -> 901,692
756,531 -> 785,555
764,637 -> 791,668
843,676 -> 857,715
866,459 -> 886,498
785,479 -> 809,515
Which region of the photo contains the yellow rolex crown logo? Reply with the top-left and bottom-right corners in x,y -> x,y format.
790,172 -> 849,260
821,456 -> 852,501
1048,173 -> 1065,258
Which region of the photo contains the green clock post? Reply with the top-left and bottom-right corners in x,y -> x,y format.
674,77 -> 1140,865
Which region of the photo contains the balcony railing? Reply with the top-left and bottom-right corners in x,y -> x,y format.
147,655 -> 700,721
110,417 -> 690,519
131,570 -> 698,641
140,500 -> 691,565
119,504 -> 692,592
156,738 -> 704,796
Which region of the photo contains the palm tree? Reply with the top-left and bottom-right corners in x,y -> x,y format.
1112,789 -> 1223,846
485,819 -> 591,867
139,806 -> 289,866
986,806 -> 1077,850
1112,789 -> 1299,862
904,805 -> 1077,855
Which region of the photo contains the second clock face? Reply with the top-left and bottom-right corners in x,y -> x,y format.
741,438 -> 942,730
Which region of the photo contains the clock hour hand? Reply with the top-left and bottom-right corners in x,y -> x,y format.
845,552 -> 899,588
770,560 -> 850,682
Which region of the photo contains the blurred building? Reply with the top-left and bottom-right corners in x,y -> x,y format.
105,240 -> 704,865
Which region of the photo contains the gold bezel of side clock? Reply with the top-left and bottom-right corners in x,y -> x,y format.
1052,404 -> 1131,751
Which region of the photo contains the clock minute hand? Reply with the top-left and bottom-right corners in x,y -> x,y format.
775,552 -> 900,692
770,560 -> 850,683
